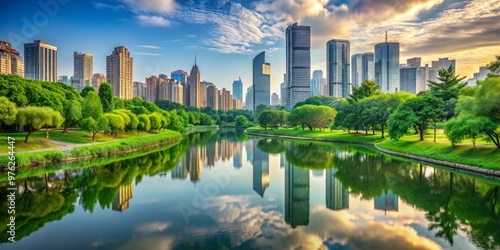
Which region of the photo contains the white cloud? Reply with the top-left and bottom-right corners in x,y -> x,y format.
135,222 -> 171,234
121,0 -> 176,14
135,52 -> 161,56
92,2 -> 125,11
137,15 -> 170,27
139,45 -> 162,49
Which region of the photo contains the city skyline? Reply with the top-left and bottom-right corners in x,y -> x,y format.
1,1 -> 498,97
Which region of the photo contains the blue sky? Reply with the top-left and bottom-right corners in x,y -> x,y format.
1,0 -> 499,95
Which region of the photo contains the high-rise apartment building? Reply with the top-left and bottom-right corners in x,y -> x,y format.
286,23 -> 311,110
218,88 -> 233,111
232,78 -> 243,101
233,99 -> 243,110
375,39 -> 400,93
188,59 -> 201,108
146,75 -> 158,102
24,40 -> 57,81
351,52 -> 374,87
133,81 -> 147,100
252,51 -> 270,111
431,57 -> 456,72
327,39 -> 350,98
206,83 -> 219,109
10,49 -> 24,77
106,46 -> 133,99
73,52 -> 93,92
92,73 -> 106,91
310,70 -> 326,97
0,41 -> 11,75
199,81 -> 209,108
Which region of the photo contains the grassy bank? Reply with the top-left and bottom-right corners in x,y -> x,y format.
245,127 -> 500,170
182,125 -> 219,134
0,130 -> 182,168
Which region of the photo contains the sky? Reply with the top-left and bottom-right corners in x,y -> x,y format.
1,0 -> 499,96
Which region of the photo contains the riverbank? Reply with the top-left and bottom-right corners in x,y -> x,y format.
245,127 -> 500,173
0,130 -> 182,168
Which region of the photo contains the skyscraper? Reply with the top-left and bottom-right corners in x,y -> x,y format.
171,69 -> 188,84
310,70 -> 326,97
206,83 -> 219,109
400,67 -> 417,94
245,86 -> 253,110
24,40 -> 57,82
400,58 -> 437,94
285,162 -> 310,228
106,46 -> 133,99
431,57 -> 456,72
280,74 -> 287,106
232,77 -> 243,101
271,92 -> 280,105
374,190 -> 399,213
188,58 -> 201,108
0,41 -> 12,75
10,49 -> 24,77
252,144 -> 269,197
73,52 -> 93,92
92,73 -> 106,91
146,75 -> 158,102
327,39 -> 350,98
286,23 -> 311,110
351,52 -> 374,87
326,169 -> 349,210
375,38 -> 400,93
252,51 -> 270,111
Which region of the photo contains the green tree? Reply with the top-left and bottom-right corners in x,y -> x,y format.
349,80 -> 381,102
62,100 -> 82,134
487,55 -> 500,77
235,115 -> 248,127
388,94 -> 443,141
80,86 -> 95,98
0,96 -> 17,132
103,113 -> 125,135
112,96 -> 124,110
167,111 -> 185,132
98,83 -> 114,112
149,112 -> 163,131
17,106 -> 64,143
81,116 -> 108,141
444,115 -> 492,147
137,114 -> 151,132
82,92 -> 103,120
199,113 -> 213,125
254,104 -> 269,122
428,65 -> 467,120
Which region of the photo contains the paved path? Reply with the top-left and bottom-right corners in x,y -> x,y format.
0,139 -> 103,156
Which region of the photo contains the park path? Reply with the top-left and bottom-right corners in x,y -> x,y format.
0,139 -> 105,156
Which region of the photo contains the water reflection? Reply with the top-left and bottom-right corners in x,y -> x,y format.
0,131 -> 499,250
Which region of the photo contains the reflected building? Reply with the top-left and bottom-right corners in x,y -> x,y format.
253,145 -> 269,197
374,190 -> 399,214
189,147 -> 202,184
285,163 -> 310,228
171,160 -> 189,180
326,169 -> 349,210
280,152 -> 286,169
246,139 -> 254,163
205,143 -> 216,167
112,183 -> 133,212
233,142 -> 242,169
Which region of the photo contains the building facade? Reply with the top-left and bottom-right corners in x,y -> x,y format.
286,23 -> 311,110
245,86 -> 253,110
310,70 -> 326,97
232,78 -> 243,101
431,57 -> 456,72
73,52 -> 93,92
375,42 -> 400,93
271,92 -> 280,105
327,39 -> 350,98
146,75 -> 158,102
10,49 -> 24,77
351,52 -> 374,87
252,51 -> 271,111
171,69 -> 188,84
24,40 -> 57,82
206,84 -> 219,110
106,46 -> 133,99
188,61 -> 201,108
133,81 -> 147,100
92,73 -> 106,91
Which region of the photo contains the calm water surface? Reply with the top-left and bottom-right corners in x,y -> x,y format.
0,129 -> 499,250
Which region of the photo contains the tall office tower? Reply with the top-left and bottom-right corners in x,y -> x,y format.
133,81 -> 147,99
232,77 -> 243,101
326,168 -> 349,210
24,40 -> 57,81
252,145 -> 269,197
352,52 -> 374,87
252,51 -> 271,111
188,58 -> 201,108
200,81 -> 210,108
280,74 -> 287,106
285,162 -> 310,228
271,92 -> 280,105
374,190 -> 399,213
206,83 -> 219,109
361,52 -> 375,83
0,41 -> 12,75
245,86 -> 253,110
106,46 -> 133,99
92,73 -> 106,91
171,69 -> 188,84
310,70 -> 326,97
146,75 -> 158,102
286,23 -> 311,110
375,36 -> 400,93
112,183 -> 133,212
10,49 -> 24,77
431,57 -> 456,72
327,39 -> 350,98
73,52 -> 93,92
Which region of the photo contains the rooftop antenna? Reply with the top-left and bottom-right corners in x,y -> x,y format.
385,30 -> 388,43
194,54 -> 197,66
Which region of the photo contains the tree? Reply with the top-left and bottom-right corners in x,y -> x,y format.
428,65 -> 467,120
81,116 -> 108,141
16,106 -> 64,143
349,80 -> 381,102
149,112 -> 163,131
388,94 -> 443,141
199,113 -> 213,125
98,83 -> 114,113
137,114 -> 151,132
444,115 -> 492,147
62,100 -> 82,134
487,55 -> 500,77
80,86 -> 95,98
254,104 -> 269,122
103,113 -> 124,135
82,92 -> 103,120
167,112 -> 185,132
235,115 -> 249,127
0,96 -> 17,132
112,96 -> 124,110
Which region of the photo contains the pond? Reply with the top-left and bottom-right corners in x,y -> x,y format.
0,129 -> 499,249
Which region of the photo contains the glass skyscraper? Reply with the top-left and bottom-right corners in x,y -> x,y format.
310,70 -> 326,97
232,78 -> 243,101
375,42 -> 400,93
286,23 -> 311,110
24,40 -> 57,82
252,51 -> 270,111
327,39 -> 350,98
351,52 -> 374,87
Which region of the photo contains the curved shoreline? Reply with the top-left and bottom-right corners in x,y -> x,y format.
245,131 -> 500,178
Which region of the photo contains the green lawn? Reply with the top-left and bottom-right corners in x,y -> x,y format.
0,132 -> 56,153
245,127 -> 500,169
